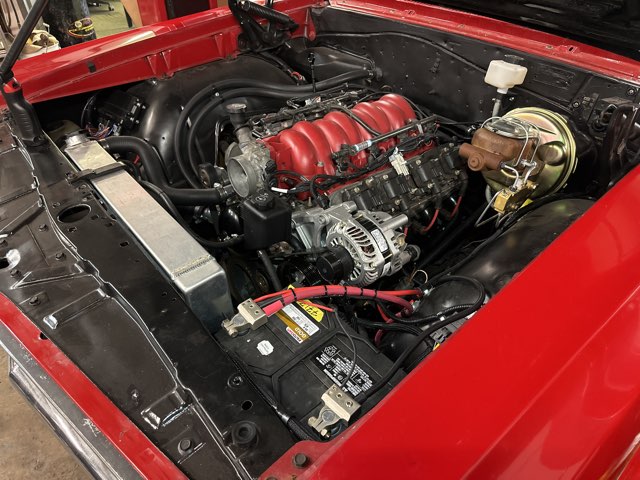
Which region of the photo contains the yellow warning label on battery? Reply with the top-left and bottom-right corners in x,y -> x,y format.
298,302 -> 324,322
276,303 -> 321,343
285,285 -> 324,322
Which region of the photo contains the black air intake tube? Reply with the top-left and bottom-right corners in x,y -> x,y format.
99,136 -> 232,206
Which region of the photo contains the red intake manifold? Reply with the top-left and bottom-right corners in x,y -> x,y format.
263,94 -> 417,180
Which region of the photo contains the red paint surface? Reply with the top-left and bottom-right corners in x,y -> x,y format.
0,295 -> 187,480
1,1 -> 640,478
8,0 -> 317,105
266,93 -> 415,179
263,167 -> 640,478
4,0 -> 639,107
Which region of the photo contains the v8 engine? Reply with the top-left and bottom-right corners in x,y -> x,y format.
55,32 -> 630,451
221,89 -> 467,286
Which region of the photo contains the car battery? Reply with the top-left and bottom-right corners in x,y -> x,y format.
216,300 -> 401,437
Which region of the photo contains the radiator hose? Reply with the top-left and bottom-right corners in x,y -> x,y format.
99,135 -> 233,206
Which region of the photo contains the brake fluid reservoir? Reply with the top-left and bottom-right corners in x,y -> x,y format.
485,60 -> 528,93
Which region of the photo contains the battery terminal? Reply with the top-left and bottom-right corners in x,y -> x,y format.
308,385 -> 361,437
221,299 -> 268,337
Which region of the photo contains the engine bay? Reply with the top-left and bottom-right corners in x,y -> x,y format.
19,4 -> 640,476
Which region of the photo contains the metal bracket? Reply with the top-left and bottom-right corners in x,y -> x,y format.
308,385 -> 360,437
66,161 -> 126,184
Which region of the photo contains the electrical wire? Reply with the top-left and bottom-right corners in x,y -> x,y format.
254,286 -> 422,317
254,287 -> 421,303
428,192 -> 588,284
257,249 -> 283,291
419,209 -> 440,234
358,284 -> 485,402
299,132 -> 435,202
336,315 -> 358,389
447,196 -> 463,219
357,318 -> 423,336
395,276 -> 484,326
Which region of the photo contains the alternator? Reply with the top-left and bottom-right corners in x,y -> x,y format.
292,202 -> 419,286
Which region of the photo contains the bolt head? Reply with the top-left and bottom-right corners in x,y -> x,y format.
38,224 -> 47,231
9,268 -> 19,277
627,89 -> 636,96
55,252 -> 65,260
292,453 -> 308,468
28,295 -> 40,306
178,438 -> 193,452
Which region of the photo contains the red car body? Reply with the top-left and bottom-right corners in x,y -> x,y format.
2,1 -> 640,478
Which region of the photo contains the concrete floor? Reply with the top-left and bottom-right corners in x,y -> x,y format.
90,0 -> 132,38
0,349 -> 91,479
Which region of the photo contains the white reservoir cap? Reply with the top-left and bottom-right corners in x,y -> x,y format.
485,60 -> 528,93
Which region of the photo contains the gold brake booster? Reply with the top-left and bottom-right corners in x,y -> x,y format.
459,108 -> 577,214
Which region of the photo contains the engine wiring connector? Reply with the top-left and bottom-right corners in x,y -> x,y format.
221,299 -> 268,337
389,148 -> 410,176
308,385 -> 361,437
